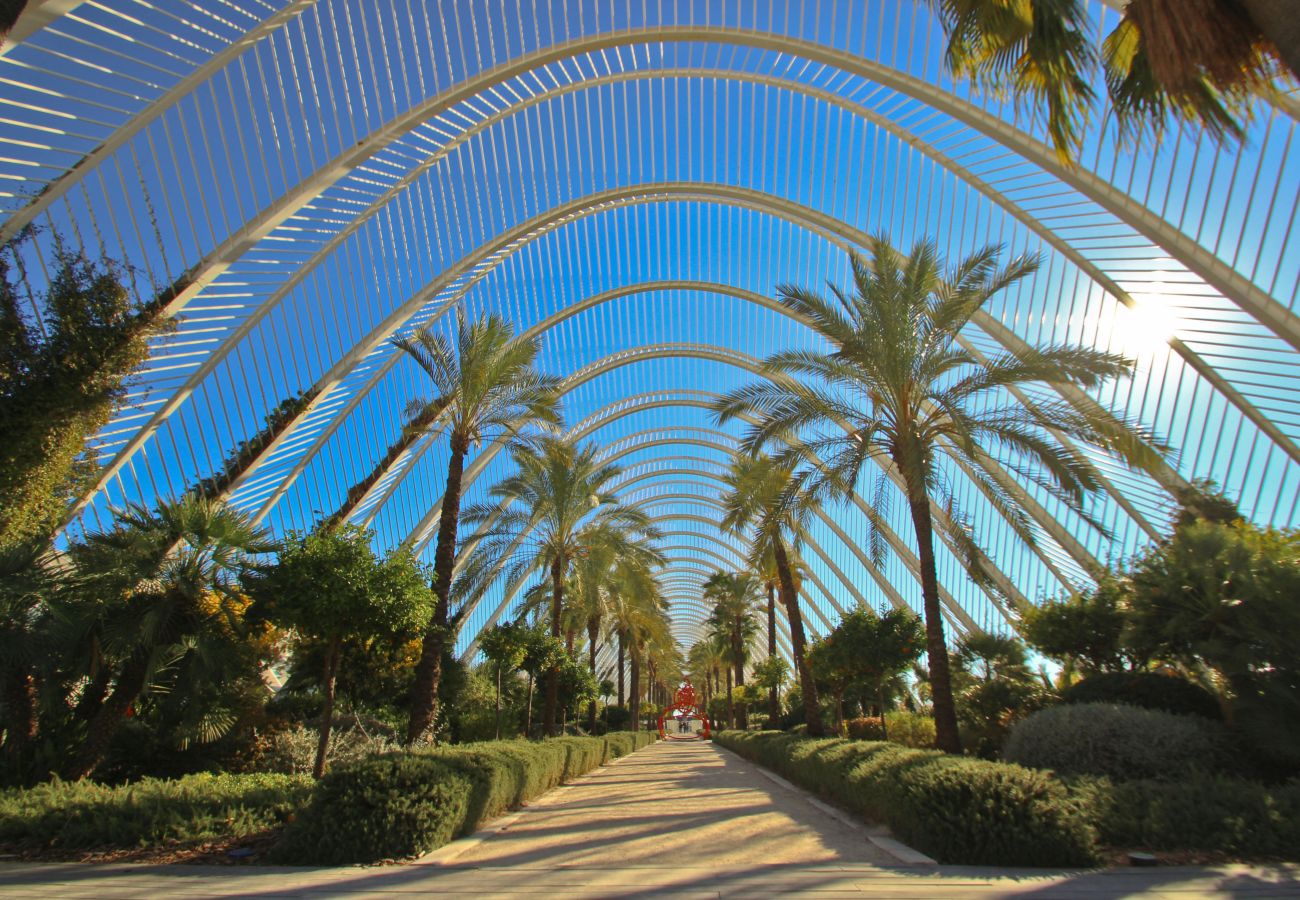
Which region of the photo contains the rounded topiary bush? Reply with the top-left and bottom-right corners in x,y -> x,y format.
1003,702 -> 1225,780
1059,672 -> 1221,720
274,753 -> 471,864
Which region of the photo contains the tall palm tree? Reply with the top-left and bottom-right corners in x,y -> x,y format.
929,0 -> 1295,158
59,495 -> 274,780
462,437 -> 659,736
571,539 -> 665,732
391,311 -> 561,745
720,453 -> 825,736
703,571 -> 762,730
606,567 -> 671,729
716,237 -> 1165,753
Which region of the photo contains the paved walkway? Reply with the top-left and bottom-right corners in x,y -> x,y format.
1,740 -> 1297,898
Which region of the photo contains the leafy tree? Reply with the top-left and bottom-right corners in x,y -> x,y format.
719,453 -> 824,735
390,311 -> 561,745
517,624 -> 564,736
479,622 -> 528,739
249,527 -> 430,777
808,607 -> 924,733
0,249 -> 170,550
1126,518 -> 1300,771
1020,574 -> 1133,674
716,238 -> 1164,753
750,655 -> 790,722
929,0 -> 1297,159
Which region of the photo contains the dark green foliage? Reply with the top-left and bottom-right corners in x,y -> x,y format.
1059,671 -> 1221,720
0,249 -> 170,549
1075,775 -> 1300,858
1020,578 -> 1132,673
716,730 -> 1097,866
602,705 -> 631,730
0,772 -> 310,851
1003,703 -> 1226,780
275,733 -> 655,864
952,632 -> 1046,759
275,753 -> 471,864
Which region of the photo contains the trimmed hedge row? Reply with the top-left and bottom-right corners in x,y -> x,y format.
715,730 -> 1097,866
0,772 -> 312,852
1074,775 -> 1300,858
276,731 -> 656,864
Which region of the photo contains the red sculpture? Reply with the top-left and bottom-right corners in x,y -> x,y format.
657,679 -> 711,740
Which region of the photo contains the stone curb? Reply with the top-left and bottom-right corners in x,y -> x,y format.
714,743 -> 938,866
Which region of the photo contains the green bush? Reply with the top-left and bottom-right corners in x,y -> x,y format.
1074,775 -> 1300,858
1003,703 -> 1225,780
276,754 -> 471,864
716,730 -> 1097,866
883,710 -> 936,748
0,772 -> 310,852
1059,672 -> 1221,720
845,717 -> 885,741
275,732 -> 654,864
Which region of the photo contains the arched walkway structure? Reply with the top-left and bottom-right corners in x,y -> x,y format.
3,0 -> 1296,662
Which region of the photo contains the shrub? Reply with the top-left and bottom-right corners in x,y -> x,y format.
275,754 -> 471,864
602,705 -> 631,730
716,731 -> 1096,866
845,717 -> 885,741
1059,672 -> 1221,720
883,710 -> 936,748
0,772 -> 310,852
253,724 -> 404,775
1003,703 -> 1225,780
1074,775 -> 1300,858
275,732 -> 654,864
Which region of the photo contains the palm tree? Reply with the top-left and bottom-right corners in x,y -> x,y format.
570,538 -> 665,732
716,237 -> 1165,753
607,569 -> 671,729
929,0 -> 1296,158
720,453 -> 825,736
462,436 -> 659,736
703,571 -> 762,729
59,495 -> 274,780
391,311 -> 561,745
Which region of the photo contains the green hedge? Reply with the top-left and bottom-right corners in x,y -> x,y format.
715,730 -> 1097,867
0,772 -> 311,852
276,731 -> 655,864
1074,775 -> 1300,858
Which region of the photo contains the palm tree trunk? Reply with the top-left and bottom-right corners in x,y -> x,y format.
732,621 -> 747,729
525,672 -> 535,735
406,436 -> 469,744
726,666 -> 734,729
878,686 -> 889,741
766,581 -> 779,723
617,631 -> 625,707
65,652 -> 150,781
494,662 -> 503,740
313,634 -> 342,779
629,650 -> 641,731
542,556 -> 564,737
1239,0 -> 1300,80
773,535 -> 823,736
905,493 -> 962,754
0,664 -> 36,762
587,615 -> 599,732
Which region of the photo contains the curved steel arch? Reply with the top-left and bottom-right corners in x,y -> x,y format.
236,187 -> 1150,593
70,21 -> 1282,526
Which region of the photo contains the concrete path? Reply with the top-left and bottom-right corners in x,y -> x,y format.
1,740 -> 1297,898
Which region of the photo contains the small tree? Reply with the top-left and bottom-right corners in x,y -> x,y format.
250,527 -> 430,777
809,608 -> 924,734
479,622 -> 527,740
952,632 -> 1045,759
750,655 -> 791,721
518,625 -> 564,736
1020,575 -> 1134,675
